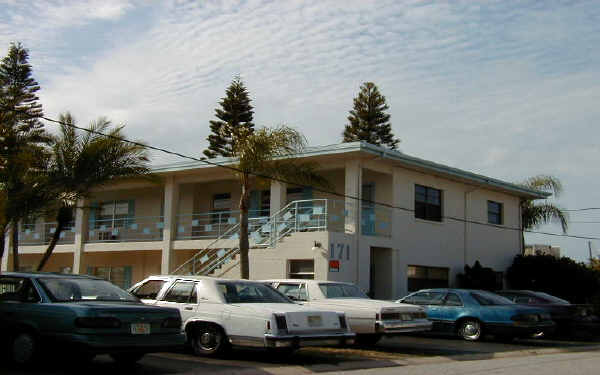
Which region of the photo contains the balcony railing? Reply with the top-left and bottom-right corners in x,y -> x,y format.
361,204 -> 392,238
19,222 -> 76,246
174,210 -> 267,240
87,216 -> 164,243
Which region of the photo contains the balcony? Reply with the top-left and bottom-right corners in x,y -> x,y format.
87,216 -> 164,243
19,222 -> 76,246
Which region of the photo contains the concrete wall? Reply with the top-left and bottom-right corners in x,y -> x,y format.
91,187 -> 163,218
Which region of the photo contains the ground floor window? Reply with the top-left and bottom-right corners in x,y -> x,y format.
87,266 -> 132,289
407,265 -> 449,292
288,259 -> 315,279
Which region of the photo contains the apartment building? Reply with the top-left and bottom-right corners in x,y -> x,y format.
1,142 -> 547,299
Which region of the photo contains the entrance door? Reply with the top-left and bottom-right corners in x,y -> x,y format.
370,247 -> 393,300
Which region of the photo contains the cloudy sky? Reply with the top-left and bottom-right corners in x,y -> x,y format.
2,0 -> 599,261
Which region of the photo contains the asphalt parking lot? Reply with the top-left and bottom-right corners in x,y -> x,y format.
5,335 -> 600,375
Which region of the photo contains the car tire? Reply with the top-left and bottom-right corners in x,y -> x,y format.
458,319 -> 482,341
11,332 -> 37,366
110,353 -> 144,365
191,323 -> 230,357
355,334 -> 383,346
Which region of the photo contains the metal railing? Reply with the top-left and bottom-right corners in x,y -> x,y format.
174,210 -> 266,240
87,216 -> 164,243
19,222 -> 76,245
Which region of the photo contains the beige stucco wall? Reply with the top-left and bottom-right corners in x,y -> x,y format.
90,187 -> 163,218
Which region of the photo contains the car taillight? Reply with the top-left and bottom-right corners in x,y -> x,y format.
275,314 -> 288,333
75,317 -> 121,328
339,314 -> 348,330
162,317 -> 182,329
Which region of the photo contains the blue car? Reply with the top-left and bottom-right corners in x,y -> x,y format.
396,289 -> 555,341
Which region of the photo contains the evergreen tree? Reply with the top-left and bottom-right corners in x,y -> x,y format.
0,42 -> 52,270
204,76 -> 254,158
342,82 -> 399,149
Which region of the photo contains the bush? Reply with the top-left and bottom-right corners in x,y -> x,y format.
456,261 -> 499,291
506,255 -> 600,304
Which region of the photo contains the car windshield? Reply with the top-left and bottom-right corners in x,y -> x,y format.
534,292 -> 570,304
218,282 -> 292,304
470,291 -> 514,306
319,283 -> 369,298
38,278 -> 138,303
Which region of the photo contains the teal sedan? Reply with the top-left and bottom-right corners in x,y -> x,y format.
397,289 -> 555,341
0,272 -> 185,365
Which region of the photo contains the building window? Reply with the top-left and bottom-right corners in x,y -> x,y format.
87,266 -> 132,289
415,185 -> 442,222
260,190 -> 270,216
407,265 -> 449,292
96,200 -> 132,228
487,201 -> 503,225
212,193 -> 232,223
288,259 -> 315,279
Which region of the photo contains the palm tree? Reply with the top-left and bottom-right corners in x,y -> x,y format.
36,113 -> 150,271
228,125 -> 329,279
520,175 -> 568,254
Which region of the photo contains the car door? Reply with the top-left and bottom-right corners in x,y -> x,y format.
433,292 -> 464,333
0,277 -> 45,335
403,291 -> 445,328
156,281 -> 197,323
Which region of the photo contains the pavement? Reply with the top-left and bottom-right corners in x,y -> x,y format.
4,335 -> 600,375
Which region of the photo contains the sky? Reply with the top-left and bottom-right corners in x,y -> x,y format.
1,0 -> 599,262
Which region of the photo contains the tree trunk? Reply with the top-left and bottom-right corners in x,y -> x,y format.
37,216 -> 66,271
0,224 -> 6,264
239,174 -> 250,279
11,220 -> 19,271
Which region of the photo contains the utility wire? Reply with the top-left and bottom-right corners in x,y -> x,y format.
6,110 -> 600,241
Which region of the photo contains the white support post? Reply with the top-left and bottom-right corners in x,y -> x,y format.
72,199 -> 89,274
1,230 -> 10,272
269,181 -> 287,216
391,168 -> 403,298
345,160 -> 363,288
162,176 -> 179,274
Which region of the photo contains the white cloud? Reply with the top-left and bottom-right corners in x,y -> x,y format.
2,0 -> 600,260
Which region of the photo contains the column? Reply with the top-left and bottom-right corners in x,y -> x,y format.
72,199 -> 89,274
162,176 -> 179,274
391,168 -> 403,298
1,230 -> 10,272
269,181 -> 287,216
345,160 -> 363,288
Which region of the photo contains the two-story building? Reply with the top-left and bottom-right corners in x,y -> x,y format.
1,142 -> 547,299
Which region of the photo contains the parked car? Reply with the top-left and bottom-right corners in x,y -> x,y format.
0,272 -> 185,365
129,276 -> 355,356
263,279 -> 432,345
396,289 -> 555,341
496,290 -> 600,337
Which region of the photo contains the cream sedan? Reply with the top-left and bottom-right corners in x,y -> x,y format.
264,279 -> 432,345
130,276 -> 355,356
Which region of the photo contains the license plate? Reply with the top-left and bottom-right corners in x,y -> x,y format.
307,315 -> 322,327
131,323 -> 151,335
402,314 -> 412,321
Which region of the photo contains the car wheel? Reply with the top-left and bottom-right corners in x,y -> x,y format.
192,324 -> 229,357
11,332 -> 37,365
458,319 -> 482,341
110,353 -> 144,365
355,334 -> 383,346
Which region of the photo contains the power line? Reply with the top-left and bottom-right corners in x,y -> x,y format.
564,208 -> 600,212
10,111 -> 600,241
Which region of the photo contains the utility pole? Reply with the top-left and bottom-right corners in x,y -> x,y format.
589,241 -> 593,264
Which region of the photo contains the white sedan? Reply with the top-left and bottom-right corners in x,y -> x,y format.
264,279 -> 432,345
129,276 -> 355,356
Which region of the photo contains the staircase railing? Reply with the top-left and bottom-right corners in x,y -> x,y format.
173,199 -> 329,276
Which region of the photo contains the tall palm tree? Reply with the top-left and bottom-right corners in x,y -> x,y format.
228,125 -> 329,279
520,175 -> 568,253
36,113 -> 150,271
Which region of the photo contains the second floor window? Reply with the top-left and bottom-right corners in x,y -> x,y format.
488,200 -> 503,225
96,200 -> 132,228
415,184 -> 442,222
212,193 -> 232,223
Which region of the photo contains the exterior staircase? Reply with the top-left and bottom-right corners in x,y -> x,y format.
172,199 -> 329,276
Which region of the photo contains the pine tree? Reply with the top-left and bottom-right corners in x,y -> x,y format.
342,82 -> 399,150
204,76 -> 254,158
